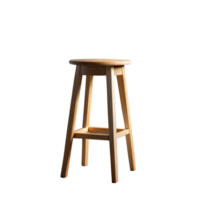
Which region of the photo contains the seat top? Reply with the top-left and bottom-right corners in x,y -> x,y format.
69,59 -> 131,66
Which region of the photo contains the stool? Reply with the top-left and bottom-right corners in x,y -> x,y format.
61,59 -> 136,183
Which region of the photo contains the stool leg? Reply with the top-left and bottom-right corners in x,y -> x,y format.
61,65 -> 82,177
82,75 -> 93,166
117,66 -> 136,171
104,76 -> 108,127
104,76 -> 118,127
106,66 -> 118,183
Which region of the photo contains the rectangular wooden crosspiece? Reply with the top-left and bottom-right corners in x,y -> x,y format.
74,126 -> 129,141
58,58 -> 138,183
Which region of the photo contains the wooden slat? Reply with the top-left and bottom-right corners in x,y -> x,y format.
89,127 -> 109,133
88,127 -> 124,133
74,127 -> 88,133
116,129 -> 129,139
74,132 -> 109,140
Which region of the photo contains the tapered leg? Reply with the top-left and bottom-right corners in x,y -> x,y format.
116,67 -> 137,172
61,65 -> 82,177
106,66 -> 118,183
82,75 -> 93,166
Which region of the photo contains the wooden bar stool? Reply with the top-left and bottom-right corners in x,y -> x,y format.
61,59 -> 136,183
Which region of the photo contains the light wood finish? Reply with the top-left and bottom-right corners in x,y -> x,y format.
73,128 -> 129,140
74,128 -> 88,133
74,133 -> 109,141
88,126 -> 125,133
106,66 -> 120,183
116,129 -> 129,139
60,66 -> 82,178
58,58 -> 138,183
70,59 -> 131,66
114,66 -> 123,76
79,75 -> 94,167
116,68 -> 136,172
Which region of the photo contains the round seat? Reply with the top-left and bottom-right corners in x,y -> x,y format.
69,59 -> 131,66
